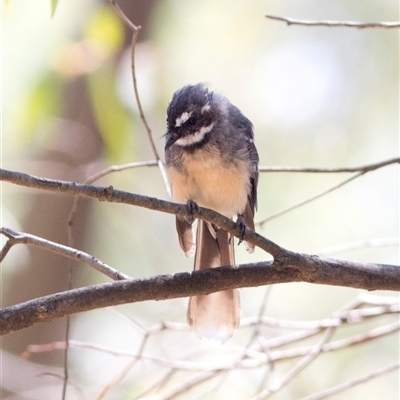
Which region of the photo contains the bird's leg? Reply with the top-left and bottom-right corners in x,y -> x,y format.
236,215 -> 246,245
185,199 -> 199,225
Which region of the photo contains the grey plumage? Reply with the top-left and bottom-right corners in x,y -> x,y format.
165,83 -> 259,341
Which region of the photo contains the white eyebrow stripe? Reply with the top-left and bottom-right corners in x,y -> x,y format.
201,103 -> 211,113
175,111 -> 192,127
175,123 -> 214,147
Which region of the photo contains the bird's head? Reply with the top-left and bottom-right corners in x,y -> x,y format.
165,84 -> 217,150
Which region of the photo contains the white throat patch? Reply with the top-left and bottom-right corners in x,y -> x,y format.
175,111 -> 192,127
175,123 -> 214,147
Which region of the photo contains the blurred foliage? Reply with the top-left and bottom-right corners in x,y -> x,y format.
50,0 -> 58,16
87,64 -> 131,161
84,6 -> 123,53
18,74 -> 63,142
84,6 -> 131,161
3,1 -> 130,162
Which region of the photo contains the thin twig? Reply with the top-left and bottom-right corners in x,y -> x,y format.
258,157 -> 399,226
252,327 -> 336,399
259,157 -> 400,173
265,15 -> 400,29
252,295 -> 377,398
263,321 -> 400,363
19,295 -> 399,399
61,307 -> 70,400
67,160 -> 157,234
162,369 -> 221,400
130,30 -> 159,159
109,0 -> 160,160
95,322 -> 154,399
242,303 -> 400,331
0,227 -> 128,281
87,161 -> 158,184
258,172 -> 362,226
109,0 -> 139,31
277,327 -> 336,384
22,319 -> 399,372
108,0 -> 170,195
299,362 -> 400,400
129,29 -> 171,194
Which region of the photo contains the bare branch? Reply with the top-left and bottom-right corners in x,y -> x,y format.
299,362 -> 400,400
258,172 -> 361,226
95,319 -> 154,400
251,295 -> 396,398
130,29 -> 160,160
258,157 -> 399,226
244,305 -> 399,355
109,0 -> 139,31
242,303 -> 400,330
0,228 -> 128,281
18,293 -> 399,399
86,160 -> 158,184
1,254 -> 399,335
0,167 -> 283,257
253,328 -> 336,399
22,318 -> 399,371
67,160 -> 157,236
108,1 -> 170,194
68,155 -> 399,177
264,321 -> 399,363
1,168 -> 399,336
109,1 -> 171,192
265,15 -> 400,29
259,157 -> 400,173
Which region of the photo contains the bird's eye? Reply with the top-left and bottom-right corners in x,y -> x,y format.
188,116 -> 197,126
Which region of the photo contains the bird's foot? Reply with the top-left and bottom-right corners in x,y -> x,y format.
236,215 -> 246,245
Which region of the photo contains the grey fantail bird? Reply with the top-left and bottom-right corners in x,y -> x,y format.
165,83 -> 259,342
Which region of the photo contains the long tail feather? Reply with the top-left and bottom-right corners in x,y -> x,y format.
187,220 -> 240,342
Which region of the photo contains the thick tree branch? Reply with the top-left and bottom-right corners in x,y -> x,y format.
1,167 -> 399,336
1,255 -> 399,335
265,15 -> 400,29
0,168 -> 283,257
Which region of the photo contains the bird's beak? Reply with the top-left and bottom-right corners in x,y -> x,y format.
165,132 -> 177,150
